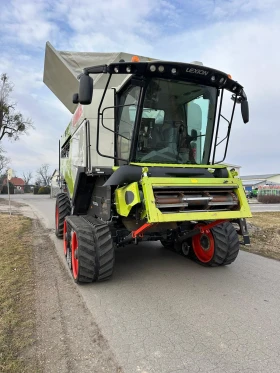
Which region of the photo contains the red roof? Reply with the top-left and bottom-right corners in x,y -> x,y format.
3,177 -> 25,186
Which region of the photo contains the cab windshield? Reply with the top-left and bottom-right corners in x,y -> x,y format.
134,79 -> 217,164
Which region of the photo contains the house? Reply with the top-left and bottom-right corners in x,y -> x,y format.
50,169 -> 61,198
241,174 -> 280,192
51,169 -> 60,187
3,177 -> 25,191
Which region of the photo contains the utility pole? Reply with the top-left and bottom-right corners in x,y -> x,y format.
7,168 -> 12,216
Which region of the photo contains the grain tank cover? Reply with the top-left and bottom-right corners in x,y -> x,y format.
43,42 -> 154,113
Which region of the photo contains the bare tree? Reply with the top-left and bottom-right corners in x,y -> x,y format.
0,147 -> 10,175
0,73 -> 33,141
22,171 -> 33,185
36,164 -> 51,186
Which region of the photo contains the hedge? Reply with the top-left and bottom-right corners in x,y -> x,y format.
38,186 -> 50,195
257,195 -> 280,204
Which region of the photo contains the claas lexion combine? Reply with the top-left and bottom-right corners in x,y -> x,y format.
43,42 -> 251,283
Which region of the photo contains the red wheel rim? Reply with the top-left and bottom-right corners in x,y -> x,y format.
192,224 -> 215,263
63,220 -> 68,256
71,232 -> 79,279
55,205 -> 59,231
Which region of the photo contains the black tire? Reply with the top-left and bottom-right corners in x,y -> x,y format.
69,216 -> 115,283
55,193 -> 71,238
221,223 -> 240,265
192,221 -> 240,267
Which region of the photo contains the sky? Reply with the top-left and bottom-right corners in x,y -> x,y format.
0,0 -> 279,180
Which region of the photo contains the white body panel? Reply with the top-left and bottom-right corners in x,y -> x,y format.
43,42 -> 154,113
71,121 -> 87,178
87,89 -> 115,167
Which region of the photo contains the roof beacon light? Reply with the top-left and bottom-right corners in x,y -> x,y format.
190,61 -> 203,66
228,74 -> 232,79
131,55 -> 140,62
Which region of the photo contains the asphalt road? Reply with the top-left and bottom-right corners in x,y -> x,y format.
249,202 -> 280,212
2,194 -> 280,373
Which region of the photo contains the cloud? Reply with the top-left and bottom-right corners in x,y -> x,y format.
0,0 -> 279,177
0,0 -> 58,47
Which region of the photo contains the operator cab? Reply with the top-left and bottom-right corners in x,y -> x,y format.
117,78 -> 216,165
74,59 -> 249,166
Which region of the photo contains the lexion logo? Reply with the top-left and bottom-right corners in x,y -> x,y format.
186,68 -> 209,76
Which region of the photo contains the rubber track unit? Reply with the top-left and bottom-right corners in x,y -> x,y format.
221,222 -> 240,265
161,222 -> 240,267
66,215 -> 115,283
55,193 -> 71,238
200,221 -> 240,267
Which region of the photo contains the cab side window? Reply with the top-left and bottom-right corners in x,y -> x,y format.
117,86 -> 140,161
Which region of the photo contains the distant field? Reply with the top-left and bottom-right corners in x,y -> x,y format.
245,212 -> 280,260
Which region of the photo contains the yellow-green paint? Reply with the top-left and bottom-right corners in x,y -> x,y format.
60,157 -> 75,197
140,175 -> 252,223
61,121 -> 72,146
115,182 -> 141,217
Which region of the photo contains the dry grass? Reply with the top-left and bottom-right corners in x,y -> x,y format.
0,214 -> 37,373
245,212 -> 280,260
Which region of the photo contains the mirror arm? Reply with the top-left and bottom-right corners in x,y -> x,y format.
240,89 -> 247,101
77,65 -> 108,80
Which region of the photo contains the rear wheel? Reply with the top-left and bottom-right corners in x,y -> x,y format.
192,222 -> 240,266
55,193 -> 71,238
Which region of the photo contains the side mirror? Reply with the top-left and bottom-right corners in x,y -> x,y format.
79,74 -> 93,105
191,129 -> 198,141
241,100 -> 249,123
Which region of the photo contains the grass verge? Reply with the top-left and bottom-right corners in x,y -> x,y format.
0,214 -> 37,373
245,212 -> 280,260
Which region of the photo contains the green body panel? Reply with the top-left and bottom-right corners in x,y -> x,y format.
60,137 -> 77,198
115,182 -> 141,217
63,160 -> 75,197
61,120 -> 72,146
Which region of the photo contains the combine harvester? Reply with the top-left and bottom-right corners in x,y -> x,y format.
44,42 -> 251,283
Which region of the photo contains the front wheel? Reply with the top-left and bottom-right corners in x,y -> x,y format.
191,222 -> 240,266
